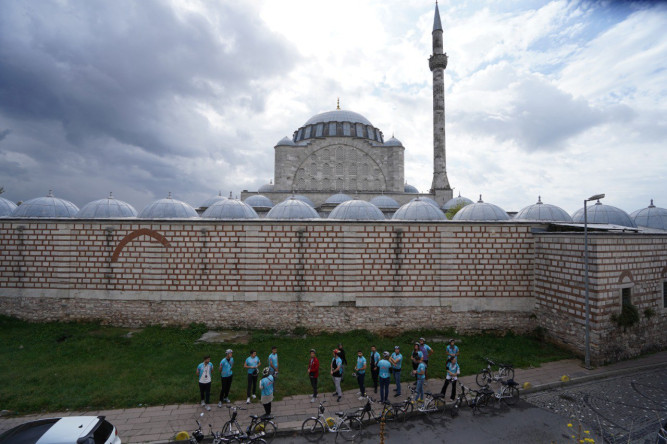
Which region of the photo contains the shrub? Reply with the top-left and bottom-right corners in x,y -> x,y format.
644,307 -> 655,319
611,302 -> 640,329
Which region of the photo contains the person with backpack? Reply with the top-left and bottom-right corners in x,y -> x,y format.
259,367 -> 274,416
218,349 -> 234,406
330,349 -> 343,402
307,349 -> 319,402
196,355 -> 213,411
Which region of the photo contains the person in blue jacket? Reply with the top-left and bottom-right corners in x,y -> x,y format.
377,351 -> 392,403
218,349 -> 234,406
244,350 -> 261,404
259,367 -> 275,415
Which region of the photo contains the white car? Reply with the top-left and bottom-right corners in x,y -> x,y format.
0,415 -> 120,444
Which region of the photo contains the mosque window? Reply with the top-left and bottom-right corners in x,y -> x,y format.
356,123 -> 364,137
336,163 -> 344,175
337,178 -> 344,190
297,129 -> 303,140
304,126 -> 312,138
316,124 -> 323,137
343,123 -> 351,136
621,287 -> 631,306
297,178 -> 305,190
336,147 -> 344,161
309,163 -> 317,176
329,123 -> 337,136
361,163 -> 370,176
368,126 -> 375,140
349,163 -> 357,176
322,163 -> 331,177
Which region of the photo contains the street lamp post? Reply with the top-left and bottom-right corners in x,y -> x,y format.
584,193 -> 605,369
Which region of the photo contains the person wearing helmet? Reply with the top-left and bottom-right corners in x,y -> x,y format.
377,352 -> 392,403
259,367 -> 274,415
330,349 -> 343,402
307,349 -> 320,402
218,349 -> 234,407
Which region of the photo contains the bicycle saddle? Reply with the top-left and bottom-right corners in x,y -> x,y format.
430,393 -> 446,399
250,414 -> 260,420
335,411 -> 345,417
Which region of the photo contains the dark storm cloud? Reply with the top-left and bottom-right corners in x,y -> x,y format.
0,129 -> 10,142
0,0 -> 298,207
454,76 -> 635,151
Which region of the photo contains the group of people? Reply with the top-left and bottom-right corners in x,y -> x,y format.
195,338 -> 462,413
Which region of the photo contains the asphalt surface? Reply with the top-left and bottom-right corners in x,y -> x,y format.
273,367 -> 667,444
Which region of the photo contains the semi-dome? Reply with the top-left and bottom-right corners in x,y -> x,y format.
77,193 -> 137,218
514,197 -> 572,222
411,196 -> 439,208
266,197 -> 320,219
138,193 -> 199,219
0,196 -> 18,216
392,198 -> 446,221
452,196 -> 510,221
293,108 -> 384,144
404,183 -> 419,193
442,193 -> 474,210
325,193 -> 352,205
11,191 -> 79,218
328,199 -> 385,221
200,192 -> 227,209
258,181 -> 274,193
244,195 -> 274,210
384,136 -> 403,147
630,200 -> 667,230
276,136 -> 296,146
290,194 -> 316,208
369,195 -> 400,210
202,199 -> 259,219
571,201 -> 636,228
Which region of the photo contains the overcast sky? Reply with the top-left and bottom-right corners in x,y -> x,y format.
1,0 -> 665,214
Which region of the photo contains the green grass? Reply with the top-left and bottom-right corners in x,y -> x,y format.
0,316 -> 573,414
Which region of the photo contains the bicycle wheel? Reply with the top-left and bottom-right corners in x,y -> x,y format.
338,417 -> 362,441
221,420 -> 243,437
381,405 -> 396,422
504,387 -> 520,406
397,401 -> 413,422
425,397 -> 446,418
476,370 -> 490,386
301,418 -> 324,442
500,366 -> 515,381
252,421 -> 277,443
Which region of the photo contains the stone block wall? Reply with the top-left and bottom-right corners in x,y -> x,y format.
534,233 -> 667,364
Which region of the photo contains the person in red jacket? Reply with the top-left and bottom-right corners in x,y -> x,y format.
307,349 -> 320,402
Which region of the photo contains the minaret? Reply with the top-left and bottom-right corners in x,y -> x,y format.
429,2 -> 452,203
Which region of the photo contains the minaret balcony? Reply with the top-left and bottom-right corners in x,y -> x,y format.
429,53 -> 448,71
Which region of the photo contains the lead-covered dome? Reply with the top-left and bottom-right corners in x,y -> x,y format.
266,197 -> 319,219
404,183 -> 419,193
200,192 -> 227,209
244,195 -> 274,210
630,200 -> 667,230
202,199 -> 259,219
369,195 -> 400,210
572,201 -> 636,228
443,193 -> 474,210
138,193 -> 199,219
325,193 -> 352,205
392,198 -> 446,221
291,194 -> 316,208
328,199 -> 385,220
514,197 -> 572,222
0,196 -> 18,216
452,196 -> 510,221
411,196 -> 439,208
293,108 -> 384,144
11,191 -> 79,218
258,181 -> 274,193
384,136 -> 403,147
77,193 -> 137,218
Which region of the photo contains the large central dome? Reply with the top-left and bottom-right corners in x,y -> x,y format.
304,109 -> 373,126
291,108 -> 384,144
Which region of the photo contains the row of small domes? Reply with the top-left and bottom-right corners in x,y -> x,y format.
1,191 -> 665,230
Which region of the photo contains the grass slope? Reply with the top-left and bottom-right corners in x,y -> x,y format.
0,316 -> 572,414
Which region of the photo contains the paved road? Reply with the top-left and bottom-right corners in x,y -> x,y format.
274,367 -> 666,444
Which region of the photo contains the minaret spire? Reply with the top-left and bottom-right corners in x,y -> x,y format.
429,2 -> 452,204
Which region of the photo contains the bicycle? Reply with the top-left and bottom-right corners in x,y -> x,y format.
301,398 -> 362,441
476,357 -> 514,386
451,384 -> 486,417
493,378 -> 520,406
355,395 -> 397,424
221,405 -> 274,443
470,385 -> 496,414
415,390 -> 447,419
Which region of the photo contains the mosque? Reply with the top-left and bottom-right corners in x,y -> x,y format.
0,5 -> 665,364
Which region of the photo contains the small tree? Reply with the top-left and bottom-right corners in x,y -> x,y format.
445,202 -> 467,220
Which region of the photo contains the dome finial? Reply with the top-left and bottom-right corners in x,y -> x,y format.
537,195 -> 542,204
108,192 -> 113,199
649,199 -> 655,208
336,98 -> 340,110
229,191 -> 233,199
478,194 -> 483,203
47,189 -> 53,197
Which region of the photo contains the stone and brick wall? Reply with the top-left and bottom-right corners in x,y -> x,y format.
534,233 -> 667,364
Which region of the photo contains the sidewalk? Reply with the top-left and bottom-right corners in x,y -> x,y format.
1,351 -> 664,443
